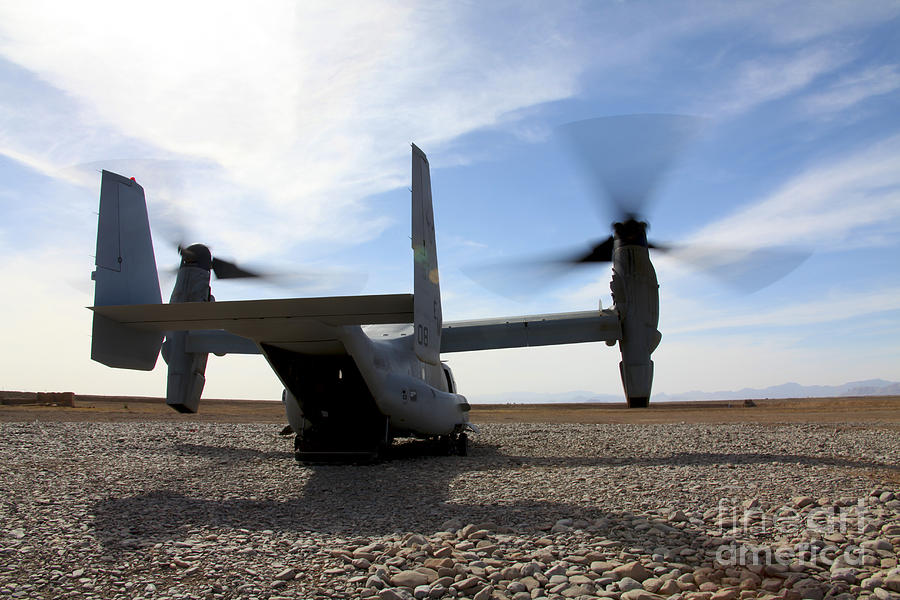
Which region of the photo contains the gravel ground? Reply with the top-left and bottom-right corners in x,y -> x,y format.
1,421 -> 898,600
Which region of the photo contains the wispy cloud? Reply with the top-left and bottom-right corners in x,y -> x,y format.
0,2 -> 584,255
683,133 -> 900,249
803,64 -> 900,114
703,46 -> 854,116
733,1 -> 900,45
665,285 -> 900,335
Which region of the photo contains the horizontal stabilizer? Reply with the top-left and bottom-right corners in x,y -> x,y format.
441,309 -> 621,352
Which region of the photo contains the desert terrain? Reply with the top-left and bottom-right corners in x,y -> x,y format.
1,391 -> 898,426
1,393 -> 898,600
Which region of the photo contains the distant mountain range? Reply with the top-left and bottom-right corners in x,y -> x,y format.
474,379 -> 900,404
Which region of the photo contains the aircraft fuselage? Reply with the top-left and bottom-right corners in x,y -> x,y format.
271,324 -> 470,456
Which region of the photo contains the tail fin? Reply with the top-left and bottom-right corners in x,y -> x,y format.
411,144 -> 442,365
90,170 -> 164,370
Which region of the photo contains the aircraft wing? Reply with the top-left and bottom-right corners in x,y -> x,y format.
441,309 -> 621,352
184,330 -> 261,355
91,294 -> 414,354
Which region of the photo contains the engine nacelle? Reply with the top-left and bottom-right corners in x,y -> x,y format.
611,241 -> 661,408
162,265 -> 212,413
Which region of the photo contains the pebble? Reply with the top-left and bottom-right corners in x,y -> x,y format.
0,420 -> 897,599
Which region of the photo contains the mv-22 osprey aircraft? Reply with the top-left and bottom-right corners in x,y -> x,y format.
90,119 -> 681,461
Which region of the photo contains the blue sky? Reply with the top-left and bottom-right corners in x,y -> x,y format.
1,1 -> 898,402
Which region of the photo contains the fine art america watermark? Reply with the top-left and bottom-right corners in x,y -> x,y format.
711,497 -> 871,567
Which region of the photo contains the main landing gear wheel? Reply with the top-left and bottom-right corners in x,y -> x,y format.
435,432 -> 468,456
455,432 -> 468,456
293,432 -> 380,464
435,435 -> 452,456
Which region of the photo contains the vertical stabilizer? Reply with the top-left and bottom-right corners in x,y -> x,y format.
411,144 -> 442,365
91,170 -> 164,370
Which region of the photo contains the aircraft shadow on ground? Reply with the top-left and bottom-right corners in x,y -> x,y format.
90,439 -> 896,553
171,441 -> 897,472
501,452 -> 899,471
174,442 -> 294,461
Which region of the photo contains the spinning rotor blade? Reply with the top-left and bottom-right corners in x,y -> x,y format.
467,113 -> 807,300
559,114 -> 704,221
571,236 -> 615,264
162,211 -> 268,281
464,239 -> 616,299
175,242 -> 268,280
174,242 -> 367,292
662,244 -> 812,293
210,257 -> 264,280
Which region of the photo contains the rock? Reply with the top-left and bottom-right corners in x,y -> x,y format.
274,568 -> 297,581
642,576 -> 662,592
862,576 -> 884,591
829,568 -> 858,583
658,579 -> 681,594
562,583 -> 595,597
863,539 -> 894,552
391,571 -> 430,588
453,576 -> 483,591
874,588 -> 900,600
883,576 -> 900,593
792,496 -> 816,509
379,589 -> 414,600
519,575 -> 540,591
791,578 -> 825,600
473,585 -> 493,600
441,519 -> 463,532
414,568 -> 438,583
613,561 -> 653,582
545,564 -> 568,577
618,576 -> 643,591
760,578 -> 784,591
591,560 -> 621,574
404,534 -> 428,547
458,524 -> 479,539
620,590 -> 666,600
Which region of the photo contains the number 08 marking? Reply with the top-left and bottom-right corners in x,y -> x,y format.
417,324 -> 429,346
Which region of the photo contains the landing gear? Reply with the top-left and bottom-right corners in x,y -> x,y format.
455,432 -> 468,456
435,431 -> 468,456
293,419 -> 389,464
